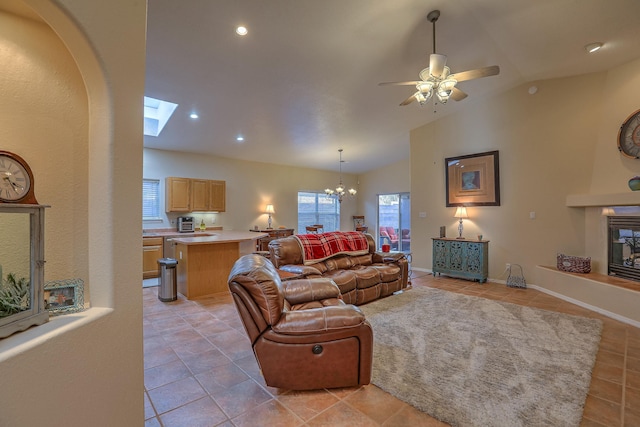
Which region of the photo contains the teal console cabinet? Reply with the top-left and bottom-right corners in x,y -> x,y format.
432,238 -> 489,283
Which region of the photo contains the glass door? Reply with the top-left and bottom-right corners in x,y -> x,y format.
378,193 -> 410,253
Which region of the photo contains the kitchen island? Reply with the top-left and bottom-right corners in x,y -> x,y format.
172,231 -> 267,299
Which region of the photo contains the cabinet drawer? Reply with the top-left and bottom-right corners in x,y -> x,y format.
143,237 -> 163,246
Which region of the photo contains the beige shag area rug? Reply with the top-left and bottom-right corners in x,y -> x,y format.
360,287 -> 602,427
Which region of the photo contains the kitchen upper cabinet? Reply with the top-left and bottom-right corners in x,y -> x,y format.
165,177 -> 226,212
208,180 -> 226,212
191,179 -> 210,212
166,177 -> 191,212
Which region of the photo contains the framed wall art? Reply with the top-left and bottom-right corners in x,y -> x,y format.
44,278 -> 84,315
445,150 -> 500,207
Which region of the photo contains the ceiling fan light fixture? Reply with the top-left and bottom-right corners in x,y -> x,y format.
436,78 -> 457,103
415,92 -> 429,105
378,9 -> 499,108
417,81 -> 434,103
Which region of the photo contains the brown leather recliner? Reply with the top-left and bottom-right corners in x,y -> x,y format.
227,254 -> 373,390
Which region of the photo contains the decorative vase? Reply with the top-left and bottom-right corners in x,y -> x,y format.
629,176 -> 640,191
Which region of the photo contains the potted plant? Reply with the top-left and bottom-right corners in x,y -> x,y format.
0,271 -> 30,317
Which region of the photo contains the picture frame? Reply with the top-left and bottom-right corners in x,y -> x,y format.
44,278 -> 84,315
445,150 -> 500,207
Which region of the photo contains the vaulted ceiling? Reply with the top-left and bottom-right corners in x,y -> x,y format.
15,0 -> 640,174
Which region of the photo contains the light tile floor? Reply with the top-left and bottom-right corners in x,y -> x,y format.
143,271 -> 640,426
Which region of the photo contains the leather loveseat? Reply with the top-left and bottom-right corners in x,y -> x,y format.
228,254 -> 373,390
269,231 -> 409,305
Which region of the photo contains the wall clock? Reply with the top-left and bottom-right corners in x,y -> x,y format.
0,150 -> 38,204
618,109 -> 640,159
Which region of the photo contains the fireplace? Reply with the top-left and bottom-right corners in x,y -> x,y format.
608,215 -> 640,282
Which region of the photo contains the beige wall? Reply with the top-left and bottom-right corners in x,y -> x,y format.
0,1 -> 145,425
0,7 -> 89,283
144,148 -> 362,232
408,60 -> 640,284
357,158 -> 411,237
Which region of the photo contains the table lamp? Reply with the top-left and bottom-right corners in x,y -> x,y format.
265,204 -> 275,229
454,207 -> 468,239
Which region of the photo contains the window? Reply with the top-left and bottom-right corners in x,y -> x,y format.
298,192 -> 340,232
143,179 -> 161,220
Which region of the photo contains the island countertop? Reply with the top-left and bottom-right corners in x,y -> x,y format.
171,230 -> 268,246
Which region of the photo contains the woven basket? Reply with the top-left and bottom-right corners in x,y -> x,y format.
557,253 -> 591,274
507,264 -> 526,288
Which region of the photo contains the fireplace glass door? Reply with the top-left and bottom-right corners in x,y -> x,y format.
608,216 -> 640,282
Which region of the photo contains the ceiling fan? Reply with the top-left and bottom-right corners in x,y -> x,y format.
379,10 -> 500,106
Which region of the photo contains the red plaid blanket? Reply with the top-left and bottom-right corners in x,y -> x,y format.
294,231 -> 369,265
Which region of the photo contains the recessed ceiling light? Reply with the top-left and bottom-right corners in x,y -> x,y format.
189,113 -> 199,119
236,26 -> 248,36
236,136 -> 244,142
585,42 -> 603,53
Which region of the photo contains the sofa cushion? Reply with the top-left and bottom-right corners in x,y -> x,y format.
371,263 -> 401,283
350,266 -> 380,289
350,254 -> 373,266
227,253 -> 284,326
356,285 -> 381,305
322,269 -> 357,294
379,279 -> 402,297
325,255 -> 353,271
289,297 -> 344,311
273,305 -> 367,334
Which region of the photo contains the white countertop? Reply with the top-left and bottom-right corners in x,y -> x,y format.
171,230 -> 268,245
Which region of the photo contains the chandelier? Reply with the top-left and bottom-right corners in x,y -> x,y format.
325,149 -> 356,203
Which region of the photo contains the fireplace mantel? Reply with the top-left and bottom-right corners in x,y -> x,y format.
566,192 -> 640,207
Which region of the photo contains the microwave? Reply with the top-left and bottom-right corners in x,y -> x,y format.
177,216 -> 195,233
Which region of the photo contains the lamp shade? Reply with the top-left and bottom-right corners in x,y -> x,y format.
454,207 -> 468,219
265,204 -> 275,214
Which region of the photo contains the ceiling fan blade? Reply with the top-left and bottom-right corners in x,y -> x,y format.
429,54 -> 447,78
450,65 -> 500,83
379,81 -> 421,86
399,92 -> 418,106
451,87 -> 468,101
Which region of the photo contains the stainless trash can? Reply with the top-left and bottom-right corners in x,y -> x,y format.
157,258 -> 178,302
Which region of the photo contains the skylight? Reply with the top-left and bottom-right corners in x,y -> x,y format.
144,96 -> 178,137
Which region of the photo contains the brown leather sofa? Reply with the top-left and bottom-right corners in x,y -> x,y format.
269,233 -> 409,305
227,254 -> 373,390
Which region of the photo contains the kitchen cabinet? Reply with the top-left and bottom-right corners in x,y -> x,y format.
172,232 -> 265,299
165,177 -> 226,212
432,238 -> 488,283
191,179 -> 209,211
165,177 -> 190,212
208,180 -> 226,212
143,236 -> 164,279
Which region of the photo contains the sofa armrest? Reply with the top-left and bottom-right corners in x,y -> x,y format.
282,278 -> 340,305
279,264 -> 322,277
372,251 -> 406,264
273,305 -> 366,334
